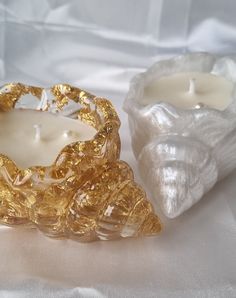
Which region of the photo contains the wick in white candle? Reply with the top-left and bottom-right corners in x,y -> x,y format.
194,102 -> 204,109
63,130 -> 79,139
33,124 -> 41,142
188,78 -> 196,95
63,130 -> 71,138
195,104 -> 201,109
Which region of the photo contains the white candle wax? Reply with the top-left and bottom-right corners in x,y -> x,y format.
142,72 -> 234,110
0,109 -> 97,169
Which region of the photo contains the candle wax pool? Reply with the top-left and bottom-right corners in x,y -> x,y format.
142,72 -> 234,110
0,109 -> 97,169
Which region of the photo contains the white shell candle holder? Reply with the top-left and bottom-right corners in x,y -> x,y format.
124,53 -> 236,218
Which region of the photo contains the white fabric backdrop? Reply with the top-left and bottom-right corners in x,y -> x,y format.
0,0 -> 235,297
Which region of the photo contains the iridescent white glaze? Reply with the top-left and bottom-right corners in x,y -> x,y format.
123,53 -> 236,218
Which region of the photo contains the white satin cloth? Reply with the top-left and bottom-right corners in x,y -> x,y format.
0,1 -> 235,297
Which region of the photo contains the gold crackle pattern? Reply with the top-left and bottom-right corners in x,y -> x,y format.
0,83 -> 161,241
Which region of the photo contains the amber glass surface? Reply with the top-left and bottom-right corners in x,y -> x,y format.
0,83 -> 161,241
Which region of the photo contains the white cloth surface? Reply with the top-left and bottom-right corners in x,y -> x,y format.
0,0 -> 235,297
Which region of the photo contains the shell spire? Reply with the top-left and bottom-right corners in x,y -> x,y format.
66,161 -> 162,242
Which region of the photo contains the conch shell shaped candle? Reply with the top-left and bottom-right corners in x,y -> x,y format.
0,83 -> 161,241
124,53 -> 236,218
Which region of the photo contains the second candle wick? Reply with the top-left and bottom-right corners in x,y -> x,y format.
188,78 -> 196,95
34,124 -> 42,142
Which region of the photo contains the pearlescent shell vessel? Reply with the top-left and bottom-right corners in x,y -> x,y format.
0,83 -> 161,241
124,53 -> 236,218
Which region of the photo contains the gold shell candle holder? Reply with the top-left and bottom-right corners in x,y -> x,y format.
0,83 -> 161,242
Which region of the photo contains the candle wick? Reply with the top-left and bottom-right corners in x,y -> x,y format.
63,130 -> 71,138
189,78 -> 196,94
34,124 -> 41,142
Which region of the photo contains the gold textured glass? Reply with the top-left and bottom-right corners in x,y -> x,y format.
0,83 -> 161,242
